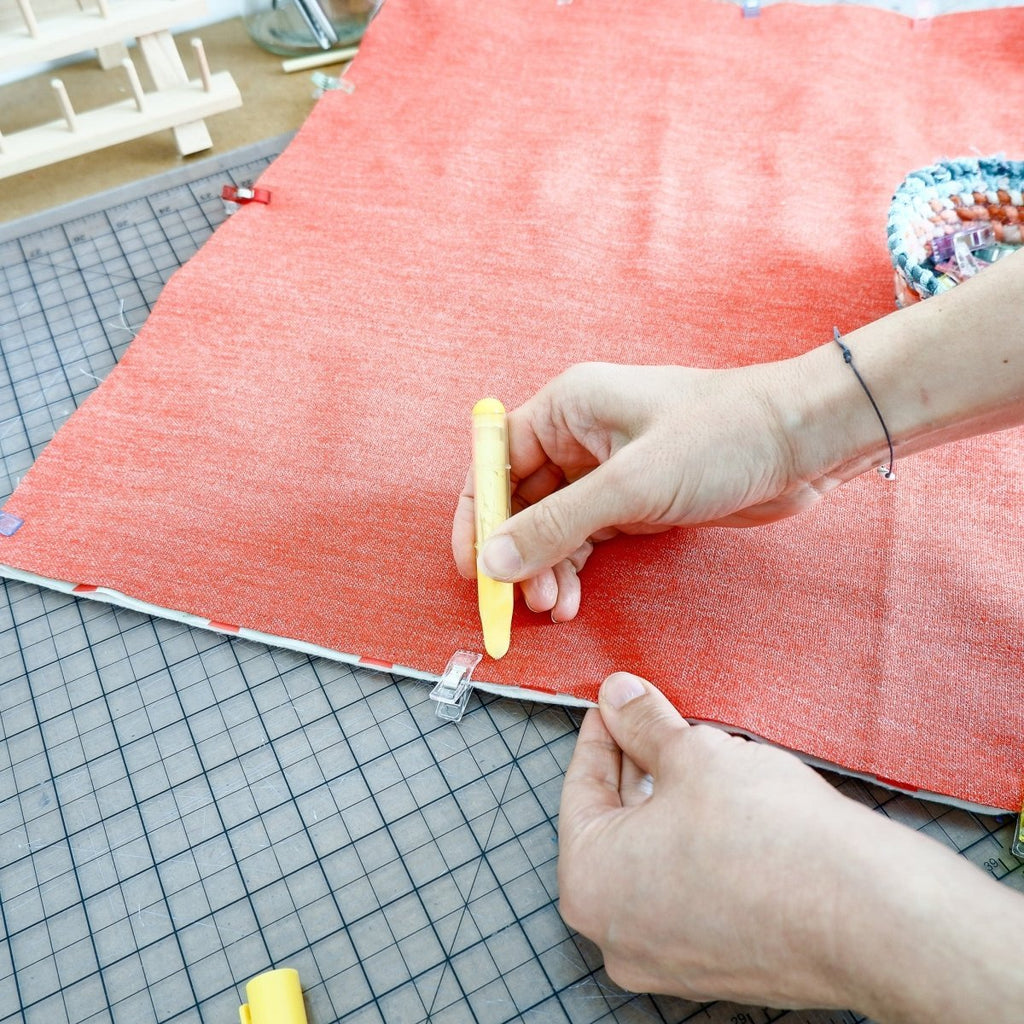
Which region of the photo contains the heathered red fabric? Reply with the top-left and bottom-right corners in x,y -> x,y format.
2,0 -> 1022,809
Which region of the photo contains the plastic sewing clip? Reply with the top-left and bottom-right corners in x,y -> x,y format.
1013,798 -> 1024,861
221,184 -> 272,208
311,70 -> 355,98
741,0 -> 760,17
429,650 -> 483,723
0,511 -> 24,536
953,225 -> 995,280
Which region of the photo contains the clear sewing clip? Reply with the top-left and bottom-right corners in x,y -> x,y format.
1013,800 -> 1024,860
429,650 -> 482,723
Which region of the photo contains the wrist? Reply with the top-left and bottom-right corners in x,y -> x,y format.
766,339 -> 893,494
770,250 -> 1024,493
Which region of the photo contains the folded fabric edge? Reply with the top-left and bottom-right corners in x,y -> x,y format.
0,561 -> 590,701
0,563 -> 1009,815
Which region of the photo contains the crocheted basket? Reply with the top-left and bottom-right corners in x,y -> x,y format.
886,157 -> 1023,306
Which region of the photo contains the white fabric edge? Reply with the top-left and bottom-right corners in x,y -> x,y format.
0,563 -> 1010,816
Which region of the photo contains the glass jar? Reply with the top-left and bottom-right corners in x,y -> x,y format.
244,0 -> 377,58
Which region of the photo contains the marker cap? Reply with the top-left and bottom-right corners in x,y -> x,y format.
239,968 -> 307,1024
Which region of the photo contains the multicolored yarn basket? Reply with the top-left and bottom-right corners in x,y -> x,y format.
886,157 -> 1023,306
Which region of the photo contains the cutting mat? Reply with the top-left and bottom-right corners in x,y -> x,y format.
1,132 -> 1022,1024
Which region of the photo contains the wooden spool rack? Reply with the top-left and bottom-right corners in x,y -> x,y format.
0,0 -> 242,179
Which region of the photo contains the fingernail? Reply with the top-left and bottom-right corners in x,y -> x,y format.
480,535 -> 523,580
535,573 -> 558,608
601,672 -> 646,710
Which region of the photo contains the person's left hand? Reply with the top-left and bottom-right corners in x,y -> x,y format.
558,673 -> 886,1009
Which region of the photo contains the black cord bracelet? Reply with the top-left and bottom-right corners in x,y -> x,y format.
833,327 -> 896,481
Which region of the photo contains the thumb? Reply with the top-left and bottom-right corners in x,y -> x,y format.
479,460 -> 636,581
597,672 -> 688,776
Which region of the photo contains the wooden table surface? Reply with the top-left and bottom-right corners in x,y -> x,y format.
1,16 -> 340,222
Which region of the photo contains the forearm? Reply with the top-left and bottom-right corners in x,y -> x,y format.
832,804 -> 1024,1023
781,248 -> 1024,487
761,260 -> 1024,1015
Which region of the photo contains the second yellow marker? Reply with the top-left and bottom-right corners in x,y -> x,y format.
473,398 -> 514,659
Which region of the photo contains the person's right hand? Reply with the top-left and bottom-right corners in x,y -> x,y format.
454,251 -> 1024,619
452,359 -> 838,620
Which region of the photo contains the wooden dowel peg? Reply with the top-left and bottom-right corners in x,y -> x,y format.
280,45 -> 359,74
16,0 -> 40,38
51,79 -> 78,132
191,38 -> 212,92
122,57 -> 146,111
0,127 -> 6,155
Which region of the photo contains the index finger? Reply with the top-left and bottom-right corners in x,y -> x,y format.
452,468 -> 478,579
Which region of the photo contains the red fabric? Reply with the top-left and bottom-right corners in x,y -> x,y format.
3,0 -> 1023,809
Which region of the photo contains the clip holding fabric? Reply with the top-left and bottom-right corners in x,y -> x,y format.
931,225 -> 997,283
953,225 -> 996,279
221,184 -> 272,206
1013,800 -> 1024,860
741,0 -> 761,17
0,511 -> 24,537
429,650 -> 482,722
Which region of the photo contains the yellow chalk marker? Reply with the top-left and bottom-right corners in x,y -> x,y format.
473,398 -> 513,659
238,968 -> 307,1024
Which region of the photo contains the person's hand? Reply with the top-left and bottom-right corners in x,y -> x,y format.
454,252 -> 1024,619
452,360 -> 835,620
557,672 -> 866,1008
557,673 -> 1024,1020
